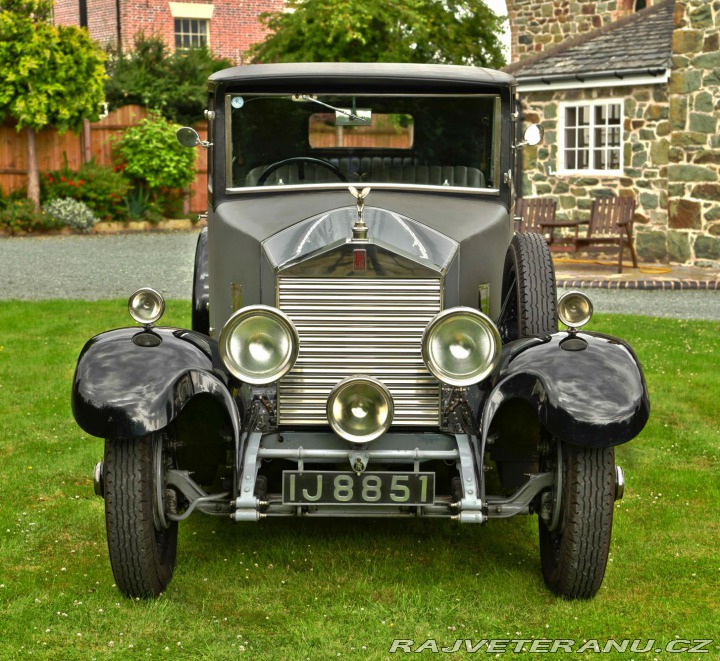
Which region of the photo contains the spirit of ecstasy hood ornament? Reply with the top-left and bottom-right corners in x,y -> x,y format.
349,186 -> 370,241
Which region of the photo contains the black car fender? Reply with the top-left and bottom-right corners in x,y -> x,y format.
71,326 -> 240,443
480,331 -> 650,449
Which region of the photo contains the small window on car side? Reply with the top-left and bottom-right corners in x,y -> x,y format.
308,113 -> 414,149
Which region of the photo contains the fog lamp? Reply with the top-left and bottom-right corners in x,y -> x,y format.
128,288 -> 165,326
219,305 -> 298,384
558,291 -> 593,329
422,307 -> 501,387
327,376 -> 393,444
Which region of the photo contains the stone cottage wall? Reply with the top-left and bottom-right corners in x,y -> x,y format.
506,0 -> 656,63
665,0 -> 720,265
520,83 -> 671,262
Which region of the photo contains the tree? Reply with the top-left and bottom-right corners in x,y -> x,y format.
104,35 -> 233,126
247,0 -> 506,69
0,0 -> 106,210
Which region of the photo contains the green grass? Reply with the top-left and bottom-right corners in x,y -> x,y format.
0,301 -> 718,659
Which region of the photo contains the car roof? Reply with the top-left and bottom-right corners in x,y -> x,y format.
209,63 -> 514,91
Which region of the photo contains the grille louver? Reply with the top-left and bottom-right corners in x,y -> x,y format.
277,277 -> 442,426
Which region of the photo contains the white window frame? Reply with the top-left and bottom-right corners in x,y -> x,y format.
558,99 -> 624,176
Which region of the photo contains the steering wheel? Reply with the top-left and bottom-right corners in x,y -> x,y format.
256,157 -> 348,185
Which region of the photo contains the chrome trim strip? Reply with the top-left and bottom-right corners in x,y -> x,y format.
277,277 -> 442,426
227,182 -> 500,196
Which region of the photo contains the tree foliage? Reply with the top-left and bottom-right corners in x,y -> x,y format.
0,0 -> 106,209
247,0 -> 506,69
104,35 -> 233,125
0,0 -> 106,133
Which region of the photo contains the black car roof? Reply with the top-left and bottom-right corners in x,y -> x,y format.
209,63 -> 514,92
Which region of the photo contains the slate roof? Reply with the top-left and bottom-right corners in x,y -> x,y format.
506,0 -> 675,82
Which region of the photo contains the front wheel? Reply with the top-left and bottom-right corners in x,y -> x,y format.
497,232 -> 557,342
538,441 -> 616,599
104,433 -> 178,598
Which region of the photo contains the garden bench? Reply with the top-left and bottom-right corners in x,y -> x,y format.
574,195 -> 638,273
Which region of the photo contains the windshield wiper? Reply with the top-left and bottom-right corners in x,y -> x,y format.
293,94 -> 362,122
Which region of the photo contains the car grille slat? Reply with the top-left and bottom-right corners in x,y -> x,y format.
277,277 -> 441,426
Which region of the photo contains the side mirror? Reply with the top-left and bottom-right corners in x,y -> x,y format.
517,124 -> 544,150
524,124 -> 544,146
176,127 -> 202,148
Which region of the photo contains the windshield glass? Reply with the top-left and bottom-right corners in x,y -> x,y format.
227,94 -> 500,191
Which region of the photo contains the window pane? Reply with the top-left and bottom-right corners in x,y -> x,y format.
565,107 -> 577,127
593,149 -> 605,169
565,128 -> 576,149
578,128 -> 589,149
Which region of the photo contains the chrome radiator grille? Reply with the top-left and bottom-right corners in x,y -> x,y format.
277,277 -> 442,426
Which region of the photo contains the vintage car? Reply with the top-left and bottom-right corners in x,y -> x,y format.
72,63 -> 649,600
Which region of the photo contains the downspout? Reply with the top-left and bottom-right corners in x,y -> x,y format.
115,0 -> 122,51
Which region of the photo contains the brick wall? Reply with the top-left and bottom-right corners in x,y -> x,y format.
53,0 -> 283,62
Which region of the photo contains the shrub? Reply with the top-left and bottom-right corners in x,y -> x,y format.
104,35 -> 233,125
115,112 -> 196,192
0,198 -> 55,234
43,198 -> 98,233
42,160 -> 130,221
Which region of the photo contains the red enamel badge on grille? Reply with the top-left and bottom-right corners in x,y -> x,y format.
354,249 -> 367,271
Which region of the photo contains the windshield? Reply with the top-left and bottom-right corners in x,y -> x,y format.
226,93 -> 500,191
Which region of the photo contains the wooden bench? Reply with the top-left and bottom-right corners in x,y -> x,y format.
515,197 -> 580,251
575,196 -> 638,273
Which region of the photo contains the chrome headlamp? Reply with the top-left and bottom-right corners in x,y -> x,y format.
422,307 -> 501,387
219,305 -> 299,384
558,291 -> 593,329
128,288 -> 165,326
327,376 -> 394,444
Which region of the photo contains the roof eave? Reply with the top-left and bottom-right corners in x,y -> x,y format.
517,66 -> 671,93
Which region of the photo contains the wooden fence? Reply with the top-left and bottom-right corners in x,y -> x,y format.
0,106 -> 208,214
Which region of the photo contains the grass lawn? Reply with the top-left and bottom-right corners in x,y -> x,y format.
0,300 -> 718,659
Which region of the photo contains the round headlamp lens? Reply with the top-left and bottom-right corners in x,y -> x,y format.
558,291 -> 593,328
422,307 -> 501,387
128,288 -> 165,325
219,305 -> 298,384
327,376 -> 394,444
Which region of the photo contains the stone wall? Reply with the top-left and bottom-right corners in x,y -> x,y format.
506,0 -> 655,63
666,0 -> 720,265
520,83 -> 672,262
513,0 -> 720,266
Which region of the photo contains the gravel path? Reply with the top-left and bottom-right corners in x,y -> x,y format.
1,232 -> 719,319
0,232 -> 197,301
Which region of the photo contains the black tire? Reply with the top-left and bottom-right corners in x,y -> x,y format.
191,227 -> 209,335
498,233 -> 558,342
104,433 -> 178,598
539,442 -> 616,599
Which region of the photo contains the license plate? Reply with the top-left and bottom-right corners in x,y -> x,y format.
282,471 -> 435,506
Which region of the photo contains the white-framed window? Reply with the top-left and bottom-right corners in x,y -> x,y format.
559,100 -> 623,175
174,18 -> 209,48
